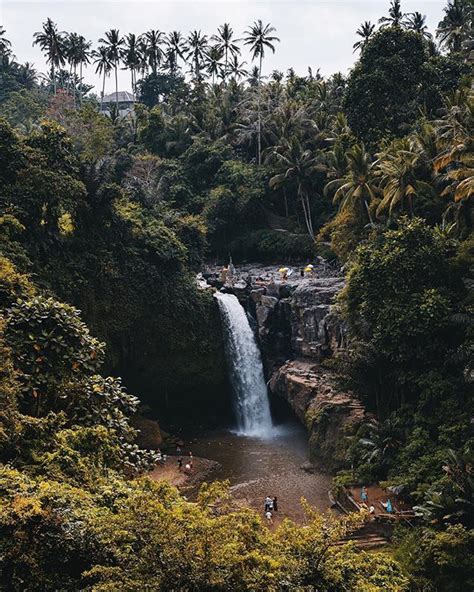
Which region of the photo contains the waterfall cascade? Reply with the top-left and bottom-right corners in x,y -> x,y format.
214,292 -> 273,438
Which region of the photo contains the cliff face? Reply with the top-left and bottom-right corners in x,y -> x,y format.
203,265 -> 364,470
224,270 -> 361,471
270,360 -> 364,470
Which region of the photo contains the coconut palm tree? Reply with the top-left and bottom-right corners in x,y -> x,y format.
98,29 -> 124,109
269,137 -> 323,239
164,31 -> 187,75
143,29 -> 165,76
324,143 -> 377,224
16,62 -> 37,88
211,23 -> 240,80
93,46 -> 112,111
379,0 -> 405,28
243,20 -> 280,164
406,12 -> 433,39
436,0 -> 472,53
186,30 -> 208,82
76,35 -> 91,106
353,21 -> 376,52
205,46 -> 224,84
65,32 -> 80,104
0,26 -> 12,56
227,55 -> 248,81
33,18 -> 66,94
376,139 -> 432,218
122,33 -> 141,99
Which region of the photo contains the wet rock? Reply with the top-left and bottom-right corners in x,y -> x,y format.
132,417 -> 163,450
270,360 -> 365,471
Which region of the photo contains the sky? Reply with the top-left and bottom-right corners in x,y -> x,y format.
2,0 -> 447,94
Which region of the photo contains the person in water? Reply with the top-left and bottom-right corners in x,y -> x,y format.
273,497 -> 278,512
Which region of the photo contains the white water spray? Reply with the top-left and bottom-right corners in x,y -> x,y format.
215,292 -> 273,438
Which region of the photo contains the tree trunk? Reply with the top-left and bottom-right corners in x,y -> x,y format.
101,70 -> 106,111
115,62 -> 119,109
79,61 -> 83,106
52,64 -> 56,94
73,64 -> 77,108
364,199 -> 374,225
257,53 -> 262,165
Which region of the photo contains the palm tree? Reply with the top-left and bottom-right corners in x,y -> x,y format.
16,62 -> 37,88
165,31 -> 187,74
227,55 -> 248,81
0,26 -> 12,56
376,139 -> 432,218
205,46 -> 224,84
186,30 -> 208,82
33,18 -> 66,94
243,20 -> 280,164
143,29 -> 165,76
76,35 -> 91,106
211,23 -> 240,80
93,46 -> 112,110
379,0 -> 405,28
98,29 -> 124,109
122,33 -> 141,99
324,144 -> 377,224
269,138 -> 323,239
65,32 -> 80,104
353,21 -> 376,52
406,12 -> 433,39
436,0 -> 472,53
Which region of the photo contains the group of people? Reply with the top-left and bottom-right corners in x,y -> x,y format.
264,496 -> 278,524
278,264 -> 314,281
360,486 -> 393,514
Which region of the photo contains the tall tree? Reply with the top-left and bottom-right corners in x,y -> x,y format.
65,32 -> 80,105
165,31 -> 187,74
0,26 -> 12,56
269,138 -> 323,239
353,21 -> 376,52
406,12 -> 433,39
186,30 -> 208,82
143,29 -> 165,76
324,143 -> 377,224
205,46 -> 224,84
211,23 -> 240,80
92,46 -> 112,111
98,29 -> 124,109
122,33 -> 141,99
436,0 -> 472,53
243,20 -> 280,164
33,18 -> 66,94
76,35 -> 91,106
228,55 -> 248,81
379,0 -> 405,28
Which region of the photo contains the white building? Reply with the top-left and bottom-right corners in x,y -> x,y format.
100,91 -> 136,117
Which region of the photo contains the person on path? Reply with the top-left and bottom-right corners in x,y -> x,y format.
273,497 -> 278,512
177,457 -> 183,471
361,486 -> 368,504
265,510 -> 273,524
188,452 -> 193,469
264,496 -> 272,513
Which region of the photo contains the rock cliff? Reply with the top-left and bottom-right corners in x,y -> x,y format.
203,264 -> 364,469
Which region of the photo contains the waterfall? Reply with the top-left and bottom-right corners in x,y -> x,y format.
215,292 -> 273,438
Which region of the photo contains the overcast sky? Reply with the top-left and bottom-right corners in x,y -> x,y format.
2,1 -> 446,94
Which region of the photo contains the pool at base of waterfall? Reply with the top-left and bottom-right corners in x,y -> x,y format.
184,418 -> 333,523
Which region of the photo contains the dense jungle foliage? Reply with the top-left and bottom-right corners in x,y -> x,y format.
0,0 -> 472,589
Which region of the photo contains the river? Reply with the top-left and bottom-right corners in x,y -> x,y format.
187,418 -> 333,524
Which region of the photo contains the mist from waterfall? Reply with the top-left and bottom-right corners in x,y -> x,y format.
215,292 -> 273,438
